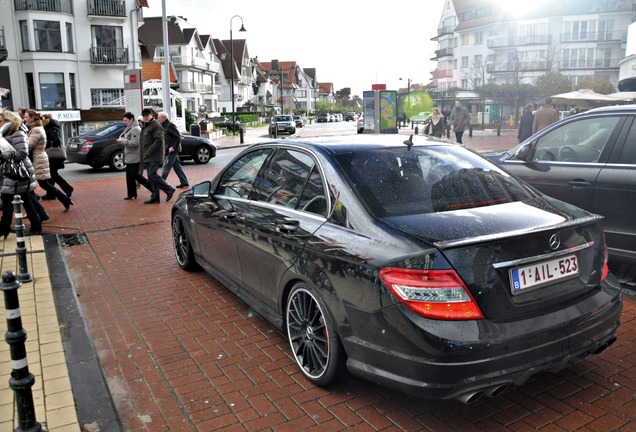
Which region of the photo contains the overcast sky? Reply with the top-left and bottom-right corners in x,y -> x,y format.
144,0 -> 446,97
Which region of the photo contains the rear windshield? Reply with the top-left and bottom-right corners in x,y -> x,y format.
88,123 -> 123,137
334,146 -> 534,217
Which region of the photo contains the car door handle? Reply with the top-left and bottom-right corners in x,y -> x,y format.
568,180 -> 591,188
275,219 -> 299,234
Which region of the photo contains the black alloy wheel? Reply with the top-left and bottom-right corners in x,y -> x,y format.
286,284 -> 344,386
172,213 -> 198,271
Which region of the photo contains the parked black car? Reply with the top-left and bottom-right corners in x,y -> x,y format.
488,105 -> 636,265
66,122 -> 216,171
171,135 -> 622,403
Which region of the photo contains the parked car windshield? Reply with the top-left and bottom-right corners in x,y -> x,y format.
335,146 -> 534,217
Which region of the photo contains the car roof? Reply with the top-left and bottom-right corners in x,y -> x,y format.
256,134 -> 454,155
580,103 -> 636,115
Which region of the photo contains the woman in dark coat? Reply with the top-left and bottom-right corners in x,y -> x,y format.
0,108 -> 42,237
42,114 -> 73,199
517,104 -> 535,143
425,107 -> 446,138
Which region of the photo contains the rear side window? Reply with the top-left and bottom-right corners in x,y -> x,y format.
335,146 -> 533,217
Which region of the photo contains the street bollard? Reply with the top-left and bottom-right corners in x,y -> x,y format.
239,127 -> 244,144
414,126 -> 419,135
12,194 -> 32,283
1,271 -> 42,432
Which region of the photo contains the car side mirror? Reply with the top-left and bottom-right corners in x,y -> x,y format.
513,143 -> 533,162
192,181 -> 211,198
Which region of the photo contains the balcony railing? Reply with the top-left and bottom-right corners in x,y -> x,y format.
434,47 -> 454,58
488,34 -> 551,49
432,69 -> 453,79
90,47 -> 128,65
87,0 -> 126,17
560,58 -> 620,70
13,0 -> 72,13
487,61 -> 549,73
179,82 -> 213,93
560,30 -> 626,43
154,55 -> 210,70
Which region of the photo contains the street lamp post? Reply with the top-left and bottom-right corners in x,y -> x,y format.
399,77 -> 411,127
229,15 -> 246,133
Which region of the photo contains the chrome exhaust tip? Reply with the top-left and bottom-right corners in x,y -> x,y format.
456,391 -> 484,404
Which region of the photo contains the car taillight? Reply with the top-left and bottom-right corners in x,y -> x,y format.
80,141 -> 94,153
380,267 -> 484,320
601,240 -> 609,281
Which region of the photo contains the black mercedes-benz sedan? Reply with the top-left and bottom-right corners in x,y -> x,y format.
170,134 -> 623,403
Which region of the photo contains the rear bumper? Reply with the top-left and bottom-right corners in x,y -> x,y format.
342,277 -> 623,401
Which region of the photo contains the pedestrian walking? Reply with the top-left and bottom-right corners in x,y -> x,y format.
449,99 -> 470,144
532,97 -> 559,133
157,112 -> 189,189
424,107 -> 446,138
42,114 -> 74,199
24,109 -> 74,212
117,112 -> 152,200
517,104 -> 535,143
0,109 -> 42,237
139,108 -> 175,204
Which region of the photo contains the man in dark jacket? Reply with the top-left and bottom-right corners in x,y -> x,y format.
139,108 -> 175,204
158,112 -> 189,188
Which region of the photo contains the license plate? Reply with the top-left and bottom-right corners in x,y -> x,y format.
510,254 -> 579,293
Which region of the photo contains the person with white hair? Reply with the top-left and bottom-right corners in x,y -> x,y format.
157,111 -> 189,189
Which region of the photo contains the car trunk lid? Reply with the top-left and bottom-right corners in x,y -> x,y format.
382,200 -> 607,320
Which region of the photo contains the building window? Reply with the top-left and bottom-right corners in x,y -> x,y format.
26,73 -> 36,108
461,56 -> 469,68
66,23 -> 73,53
91,88 -> 124,107
40,73 -> 65,108
475,31 -> 483,44
34,20 -> 62,52
91,25 -> 124,61
474,55 -> 482,66
462,34 -> 470,45
461,79 -> 468,88
69,73 -> 77,108
20,20 -> 29,51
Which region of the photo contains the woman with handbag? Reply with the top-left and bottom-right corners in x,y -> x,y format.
23,109 -> 74,212
0,109 -> 42,237
42,114 -> 73,199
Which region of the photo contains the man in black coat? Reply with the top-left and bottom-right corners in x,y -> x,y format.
139,108 -> 175,204
158,112 -> 189,188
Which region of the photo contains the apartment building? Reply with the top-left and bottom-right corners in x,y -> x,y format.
431,0 -> 635,93
0,0 -> 146,138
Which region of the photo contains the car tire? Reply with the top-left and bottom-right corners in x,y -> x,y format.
109,150 -> 126,171
193,145 -> 212,164
291,127 -> 296,135
172,212 -> 198,271
286,283 -> 345,386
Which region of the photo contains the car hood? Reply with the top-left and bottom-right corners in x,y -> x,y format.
381,197 -> 600,249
